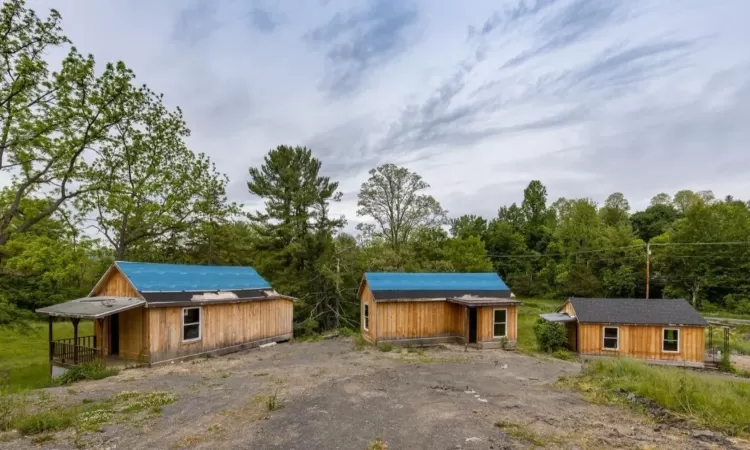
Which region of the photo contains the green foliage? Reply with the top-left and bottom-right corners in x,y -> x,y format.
356,163 -> 447,250
0,321 -> 94,392
450,215 -> 487,239
12,409 -> 75,435
377,342 -> 393,352
353,334 -> 368,350
563,358 -> 750,436
368,437 -> 389,450
718,351 -> 732,372
52,360 -> 118,386
533,319 -> 568,353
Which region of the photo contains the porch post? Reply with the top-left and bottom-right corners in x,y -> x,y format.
72,318 -> 80,364
48,316 -> 53,372
464,306 -> 469,352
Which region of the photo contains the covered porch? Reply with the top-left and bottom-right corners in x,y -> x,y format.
36,297 -> 146,374
447,296 -> 521,349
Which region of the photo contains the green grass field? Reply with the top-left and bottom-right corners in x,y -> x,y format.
560,358 -> 750,436
0,320 -> 93,392
517,298 -> 561,352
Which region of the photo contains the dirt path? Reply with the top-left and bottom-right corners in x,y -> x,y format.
1,339 -> 747,449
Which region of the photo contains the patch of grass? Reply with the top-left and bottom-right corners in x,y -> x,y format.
517,299 -> 560,352
12,409 -> 75,435
115,391 -> 177,414
53,360 -> 119,386
560,358 -> 750,436
353,334 -> 369,350
377,342 -> 393,352
265,393 -> 280,411
368,437 -> 389,450
337,327 -> 357,337
0,321 -> 94,392
406,347 -> 425,355
551,349 -> 577,361
495,421 -> 559,447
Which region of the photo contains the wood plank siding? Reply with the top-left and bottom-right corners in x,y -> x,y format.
477,305 -> 517,343
375,301 -> 465,341
93,268 -> 140,297
359,282 -> 518,347
148,299 -> 293,363
576,323 -> 705,363
560,301 -> 576,316
360,282 -> 377,342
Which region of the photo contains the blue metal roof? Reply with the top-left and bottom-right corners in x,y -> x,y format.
364,272 -> 509,291
115,261 -> 272,292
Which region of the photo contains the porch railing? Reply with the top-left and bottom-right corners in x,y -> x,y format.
51,335 -> 101,365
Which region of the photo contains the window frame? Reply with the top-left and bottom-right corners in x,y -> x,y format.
363,303 -> 369,331
602,326 -> 619,351
182,306 -> 202,343
492,308 -> 508,339
662,328 -> 680,353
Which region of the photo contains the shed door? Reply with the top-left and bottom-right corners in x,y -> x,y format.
468,308 -> 478,344
566,322 -> 577,352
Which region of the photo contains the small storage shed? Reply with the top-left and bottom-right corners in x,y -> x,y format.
36,261 -> 294,372
541,297 -> 708,367
358,272 -> 520,348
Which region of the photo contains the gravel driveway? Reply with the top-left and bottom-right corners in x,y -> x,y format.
1,339 -> 745,449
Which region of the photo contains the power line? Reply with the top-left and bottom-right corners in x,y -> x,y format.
486,244 -> 644,258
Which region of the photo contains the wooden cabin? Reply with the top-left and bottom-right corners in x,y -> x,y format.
541,297 -> 708,367
359,272 -> 520,349
36,261 -> 294,375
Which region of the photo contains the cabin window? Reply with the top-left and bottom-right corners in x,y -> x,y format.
182,307 -> 201,342
602,327 -> 619,350
663,328 -> 679,352
493,309 -> 507,338
363,304 -> 369,331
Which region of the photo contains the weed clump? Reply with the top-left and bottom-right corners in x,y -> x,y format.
377,342 -> 393,352
53,360 -> 118,386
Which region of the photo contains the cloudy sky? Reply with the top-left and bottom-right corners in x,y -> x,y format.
32,0 -> 750,231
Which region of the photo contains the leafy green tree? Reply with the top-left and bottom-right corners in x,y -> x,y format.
654,201 -> 750,307
449,214 -> 487,239
0,0 -> 139,250
673,190 -> 700,214
630,204 -> 679,242
599,192 -> 630,227
650,193 -> 672,206
247,145 -> 344,331
79,89 -> 233,260
356,164 -> 447,252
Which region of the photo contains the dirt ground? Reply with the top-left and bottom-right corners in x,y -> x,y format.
1,339 -> 747,450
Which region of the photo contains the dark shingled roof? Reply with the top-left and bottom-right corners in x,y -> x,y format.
567,298 -> 708,326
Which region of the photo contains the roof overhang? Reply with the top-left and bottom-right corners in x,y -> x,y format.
36,297 -> 145,319
540,313 -> 576,323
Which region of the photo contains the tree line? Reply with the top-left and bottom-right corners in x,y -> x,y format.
2,1 -> 749,331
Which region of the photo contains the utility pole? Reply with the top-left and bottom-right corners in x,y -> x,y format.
645,242 -> 651,299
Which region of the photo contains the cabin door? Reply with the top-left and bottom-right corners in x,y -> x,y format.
468,308 -> 478,344
110,313 -> 120,355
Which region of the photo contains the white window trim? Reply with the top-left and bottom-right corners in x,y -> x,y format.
182,306 -> 202,343
363,303 -> 369,331
493,308 -> 508,339
602,326 -> 619,351
662,327 -> 680,353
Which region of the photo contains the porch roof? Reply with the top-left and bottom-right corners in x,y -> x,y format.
36,297 -> 145,319
447,296 -> 522,307
539,313 -> 576,323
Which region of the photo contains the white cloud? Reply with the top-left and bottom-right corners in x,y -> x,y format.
25,0 -> 750,232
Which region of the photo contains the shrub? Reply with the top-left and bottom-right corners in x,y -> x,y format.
377,342 -> 393,352
53,360 -> 118,386
337,327 -> 357,337
0,388 -> 23,431
533,319 -> 568,352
